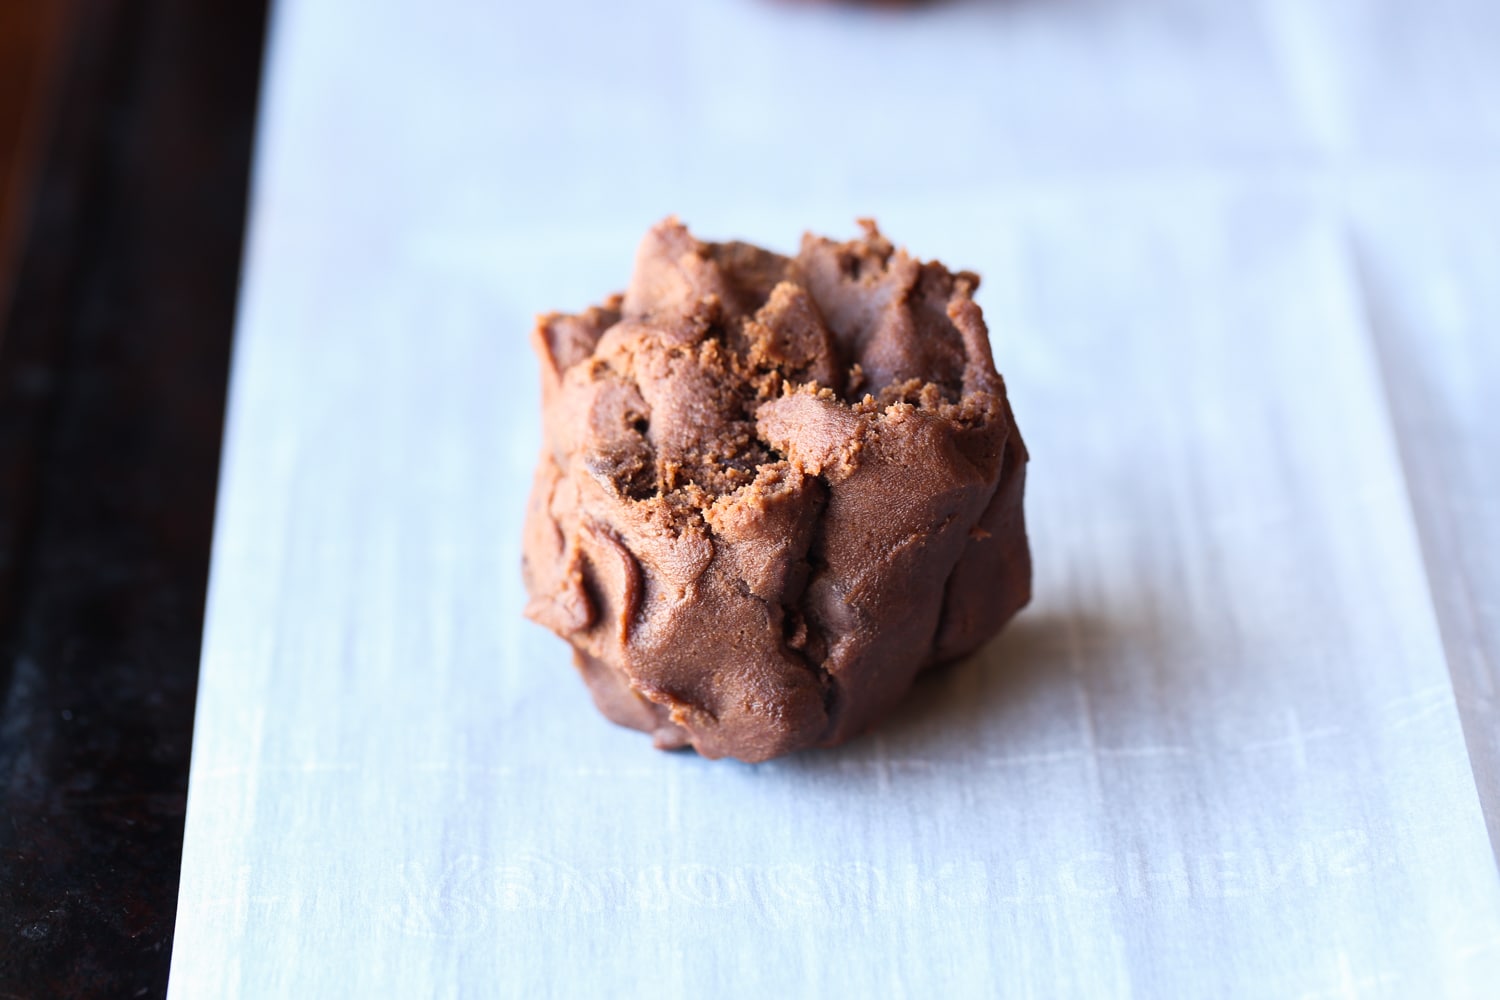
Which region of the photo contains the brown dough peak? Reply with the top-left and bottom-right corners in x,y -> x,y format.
523,218 -> 1031,762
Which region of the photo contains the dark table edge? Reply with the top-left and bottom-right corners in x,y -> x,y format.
1,2 -> 269,995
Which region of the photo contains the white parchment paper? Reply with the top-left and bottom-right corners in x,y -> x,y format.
170,0 -> 1500,996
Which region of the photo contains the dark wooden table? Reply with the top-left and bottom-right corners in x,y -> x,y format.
0,2 -> 267,995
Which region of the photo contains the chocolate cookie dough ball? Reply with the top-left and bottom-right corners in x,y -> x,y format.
523,218 -> 1030,762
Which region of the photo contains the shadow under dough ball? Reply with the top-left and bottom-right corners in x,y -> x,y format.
523,218 -> 1032,762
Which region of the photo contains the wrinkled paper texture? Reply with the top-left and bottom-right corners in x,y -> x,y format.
171,0 -> 1500,996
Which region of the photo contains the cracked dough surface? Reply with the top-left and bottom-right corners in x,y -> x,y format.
522,218 -> 1031,762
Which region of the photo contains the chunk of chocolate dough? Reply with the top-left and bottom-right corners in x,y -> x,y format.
522,218 -> 1031,762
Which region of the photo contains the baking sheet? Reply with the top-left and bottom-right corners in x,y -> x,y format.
170,0 -> 1500,996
